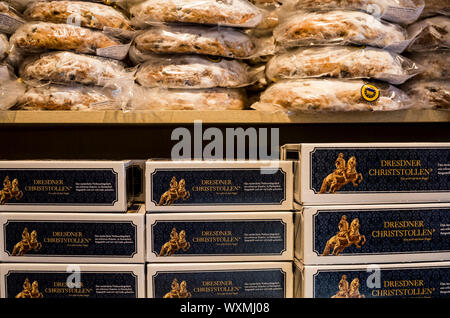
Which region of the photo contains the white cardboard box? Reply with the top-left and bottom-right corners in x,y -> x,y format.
294,259 -> 450,298
147,262 -> 293,298
0,205 -> 145,263
295,202 -> 450,265
146,160 -> 293,212
0,263 -> 145,298
147,211 -> 293,262
281,143 -> 450,205
0,160 -> 131,212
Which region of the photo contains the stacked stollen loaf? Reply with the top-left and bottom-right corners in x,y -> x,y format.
3,0 -> 135,111
0,1 -> 26,109
125,0 -> 264,111
251,0 -> 426,113
402,2 -> 450,110
244,0 -> 283,104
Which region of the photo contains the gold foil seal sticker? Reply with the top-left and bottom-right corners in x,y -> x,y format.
361,84 -> 380,102
206,56 -> 223,63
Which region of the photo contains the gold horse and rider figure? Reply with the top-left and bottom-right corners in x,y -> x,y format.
319,153 -> 363,194
0,176 -> 24,205
164,278 -> 192,298
158,176 -> 191,206
159,227 -> 191,256
322,215 -> 366,256
12,228 -> 42,256
332,275 -> 365,298
16,278 -> 43,298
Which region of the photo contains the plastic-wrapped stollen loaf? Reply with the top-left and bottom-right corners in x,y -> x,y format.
421,0 -> 450,18
408,16 -> 450,52
0,65 -> 25,110
130,0 -> 262,28
135,55 -> 251,89
23,1 -> 132,30
16,85 -> 124,110
130,86 -> 246,110
405,50 -> 450,80
274,10 -> 408,53
280,0 -> 425,25
0,33 -> 8,60
252,79 -> 412,112
19,51 -> 132,86
133,25 -> 255,59
266,46 -> 422,85
402,80 -> 450,109
10,22 -> 122,54
0,1 -> 24,34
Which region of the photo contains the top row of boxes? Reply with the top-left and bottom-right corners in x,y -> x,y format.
0,142 -> 449,212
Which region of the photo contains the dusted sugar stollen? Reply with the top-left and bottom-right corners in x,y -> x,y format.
0,33 -> 7,60
402,79 -> 450,110
23,1 -> 132,30
135,55 -> 250,89
281,0 -> 425,24
130,0 -> 262,28
252,79 -> 411,112
10,22 -> 121,54
130,86 -> 247,110
408,16 -> 450,52
406,50 -> 450,80
19,51 -> 131,86
274,10 -> 408,52
421,0 -> 450,17
16,85 -> 123,110
133,25 -> 255,59
265,46 -> 421,85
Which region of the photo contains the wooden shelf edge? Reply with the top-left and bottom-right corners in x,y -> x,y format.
0,110 -> 449,124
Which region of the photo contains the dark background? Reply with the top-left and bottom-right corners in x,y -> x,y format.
1,122 -> 449,160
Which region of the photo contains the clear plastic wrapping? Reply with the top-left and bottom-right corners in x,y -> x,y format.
274,10 -> 409,53
135,54 -> 252,89
15,84 -> 126,110
129,85 -> 247,110
251,79 -> 412,112
405,50 -> 450,80
281,0 -> 425,25
23,1 -> 132,31
421,0 -> 450,18
0,33 -> 7,60
266,46 -> 422,85
133,25 -> 256,59
0,1 -> 24,34
10,22 -> 126,57
129,0 -> 262,28
402,79 -> 450,109
407,16 -> 450,52
0,64 -> 25,110
19,51 -> 134,88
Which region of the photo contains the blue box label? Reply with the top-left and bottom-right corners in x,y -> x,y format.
312,266 -> 450,298
151,219 -> 286,257
151,168 -> 286,206
4,220 -> 137,258
5,271 -> 138,298
310,147 -> 450,194
313,208 -> 450,257
0,169 -> 118,205
152,269 -> 287,298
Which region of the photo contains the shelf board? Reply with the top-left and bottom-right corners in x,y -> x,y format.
0,109 -> 449,124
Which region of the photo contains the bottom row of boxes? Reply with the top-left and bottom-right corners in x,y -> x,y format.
2,261 -> 450,298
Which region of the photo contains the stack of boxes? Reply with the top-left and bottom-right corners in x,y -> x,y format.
145,160 -> 295,298
0,160 -> 146,298
282,143 -> 450,298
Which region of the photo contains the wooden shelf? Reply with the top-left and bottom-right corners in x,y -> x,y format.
0,109 -> 449,124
